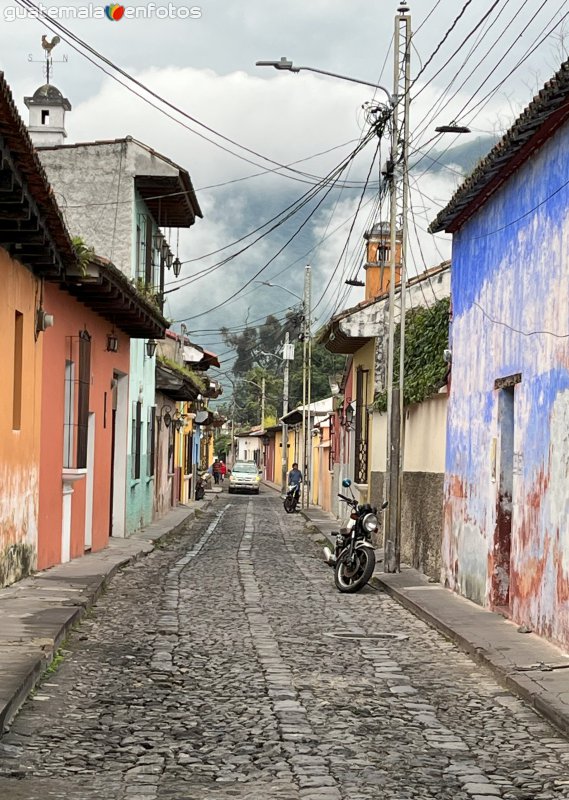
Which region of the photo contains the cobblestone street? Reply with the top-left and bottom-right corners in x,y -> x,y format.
1,490 -> 569,800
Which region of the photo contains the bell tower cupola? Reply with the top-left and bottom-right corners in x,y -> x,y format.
24,83 -> 71,146
24,35 -> 71,147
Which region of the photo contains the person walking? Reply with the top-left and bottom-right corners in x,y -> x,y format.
212,458 -> 222,485
220,461 -> 227,483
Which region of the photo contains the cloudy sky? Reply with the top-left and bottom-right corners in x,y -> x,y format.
1,0 -> 567,385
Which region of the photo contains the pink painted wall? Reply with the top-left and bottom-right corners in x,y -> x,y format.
38,283 -> 130,570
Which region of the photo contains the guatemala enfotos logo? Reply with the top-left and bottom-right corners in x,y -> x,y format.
105,3 -> 124,19
3,3 -> 202,20
103,2 -> 202,19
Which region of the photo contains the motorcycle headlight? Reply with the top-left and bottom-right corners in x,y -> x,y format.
362,513 -> 378,533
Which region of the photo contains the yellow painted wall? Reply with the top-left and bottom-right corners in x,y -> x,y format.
0,250 -> 43,585
311,439 -> 320,505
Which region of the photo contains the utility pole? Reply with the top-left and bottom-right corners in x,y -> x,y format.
385,3 -> 411,573
260,376 -> 266,473
301,265 -> 311,510
281,331 -> 290,493
261,376 -> 266,431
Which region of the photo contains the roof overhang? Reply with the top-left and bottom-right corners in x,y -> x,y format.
134,172 -> 200,228
37,135 -> 202,228
317,301 -> 380,354
430,60 -> 569,233
156,362 -> 200,401
0,72 -> 76,278
63,256 -> 168,338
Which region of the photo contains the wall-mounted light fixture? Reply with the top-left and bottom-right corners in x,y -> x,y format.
36,308 -> 54,336
157,404 -> 172,430
341,403 -> 354,431
172,257 -> 182,278
106,331 -> 119,352
146,339 -> 158,358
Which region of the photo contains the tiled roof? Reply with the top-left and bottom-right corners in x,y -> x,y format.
430,59 -> 569,233
0,71 -> 76,271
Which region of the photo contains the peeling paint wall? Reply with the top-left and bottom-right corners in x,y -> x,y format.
445,117 -> 569,647
0,250 -> 42,586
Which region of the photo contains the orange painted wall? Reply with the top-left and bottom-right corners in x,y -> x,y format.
365,237 -> 402,301
38,282 -> 130,570
0,249 -> 42,585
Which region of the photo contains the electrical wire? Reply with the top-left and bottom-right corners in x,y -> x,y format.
312,140 -> 382,316
165,132 -> 378,298
16,0 -> 384,190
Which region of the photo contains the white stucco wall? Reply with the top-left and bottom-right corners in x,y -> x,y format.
39,141 -> 135,275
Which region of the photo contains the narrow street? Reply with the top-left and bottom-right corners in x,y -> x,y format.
1,491 -> 568,800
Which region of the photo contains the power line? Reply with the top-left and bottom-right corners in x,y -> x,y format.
312,139 -> 383,315
166,133 -> 377,299
168,130 -> 375,275
412,1 -> 565,176
16,0 -> 384,190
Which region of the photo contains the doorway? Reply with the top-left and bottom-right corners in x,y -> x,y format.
110,372 -> 128,537
84,412 -> 95,551
492,378 -> 518,609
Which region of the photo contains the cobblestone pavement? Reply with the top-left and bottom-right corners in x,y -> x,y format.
2,491 -> 569,800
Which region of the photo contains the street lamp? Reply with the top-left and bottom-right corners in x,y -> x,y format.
256,57 -> 393,103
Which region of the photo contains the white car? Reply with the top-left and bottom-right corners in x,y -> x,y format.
228,461 -> 261,495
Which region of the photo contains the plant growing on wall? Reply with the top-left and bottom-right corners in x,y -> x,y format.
375,296 -> 450,412
134,277 -> 161,309
72,236 -> 95,275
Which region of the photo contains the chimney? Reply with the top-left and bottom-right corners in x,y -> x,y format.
363,222 -> 402,301
24,83 -> 71,147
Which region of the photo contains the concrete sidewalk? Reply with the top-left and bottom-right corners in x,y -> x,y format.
299,503 -> 569,737
0,499 -> 214,735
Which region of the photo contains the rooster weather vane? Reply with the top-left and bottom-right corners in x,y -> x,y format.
28,35 -> 67,84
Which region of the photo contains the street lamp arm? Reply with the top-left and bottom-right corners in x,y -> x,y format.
256,280 -> 303,303
255,57 -> 392,102
295,65 -> 392,101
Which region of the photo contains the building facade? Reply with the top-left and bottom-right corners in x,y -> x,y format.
33,131 -> 202,535
430,59 -> 569,647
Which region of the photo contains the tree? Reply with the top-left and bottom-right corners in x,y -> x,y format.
221,314 -> 346,429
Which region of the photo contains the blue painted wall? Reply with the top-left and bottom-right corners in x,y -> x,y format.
444,117 -> 569,647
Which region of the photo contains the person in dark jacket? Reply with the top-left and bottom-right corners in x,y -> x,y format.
288,463 -> 302,487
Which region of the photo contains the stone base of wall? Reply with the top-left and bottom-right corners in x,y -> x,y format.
0,542 -> 36,588
369,470 -> 444,580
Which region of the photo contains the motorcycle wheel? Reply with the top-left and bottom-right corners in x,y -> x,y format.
334,547 -> 376,593
283,496 -> 296,513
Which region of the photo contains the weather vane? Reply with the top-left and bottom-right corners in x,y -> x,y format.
27,35 -> 68,84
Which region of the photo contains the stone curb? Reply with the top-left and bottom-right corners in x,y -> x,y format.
291,498 -> 569,740
0,500 -> 213,735
368,573 -> 569,738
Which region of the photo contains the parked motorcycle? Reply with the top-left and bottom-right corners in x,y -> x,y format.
323,479 -> 388,593
283,483 -> 301,513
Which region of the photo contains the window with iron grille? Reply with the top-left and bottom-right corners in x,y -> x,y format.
354,367 -> 369,484
77,331 -> 91,469
328,414 -> 335,471
63,331 -> 91,469
132,400 -> 142,479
